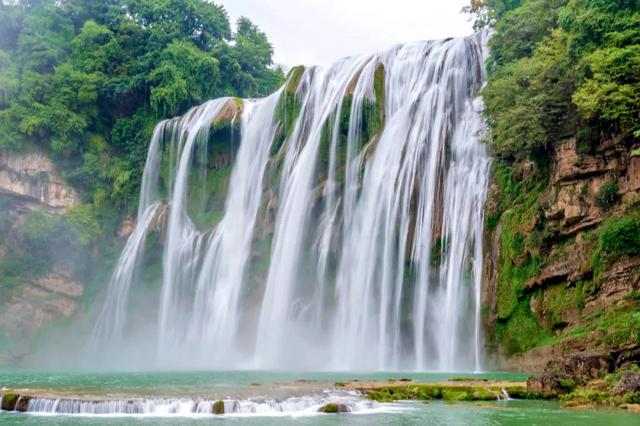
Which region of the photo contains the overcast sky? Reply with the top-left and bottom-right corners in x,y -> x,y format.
220,0 -> 474,67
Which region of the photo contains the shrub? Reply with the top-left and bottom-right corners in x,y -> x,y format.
576,128 -> 599,155
64,204 -> 101,246
594,180 -> 619,210
598,216 -> 640,260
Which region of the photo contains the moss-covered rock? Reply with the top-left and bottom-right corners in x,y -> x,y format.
212,399 -> 224,415
318,402 -> 349,413
1,392 -> 18,411
15,396 -> 30,412
364,383 -> 526,403
270,66 -> 305,157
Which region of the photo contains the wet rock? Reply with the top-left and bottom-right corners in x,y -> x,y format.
0,150 -> 79,209
515,160 -> 536,181
547,352 -> 613,383
599,258 -> 640,304
318,403 -> 349,413
612,371 -> 640,396
563,204 -> 584,225
212,400 -> 224,415
15,396 -> 31,412
118,216 -> 136,238
0,283 -> 79,342
526,372 -> 575,396
1,393 -> 18,411
525,261 -> 572,290
31,274 -> 84,299
619,403 -> 640,412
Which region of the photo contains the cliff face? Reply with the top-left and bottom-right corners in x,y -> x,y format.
0,151 -> 80,209
0,150 -> 86,363
484,135 -> 640,372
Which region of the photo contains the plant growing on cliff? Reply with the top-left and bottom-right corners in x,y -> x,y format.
594,180 -> 619,211
597,215 -> 640,261
64,204 -> 101,246
474,0 -> 640,358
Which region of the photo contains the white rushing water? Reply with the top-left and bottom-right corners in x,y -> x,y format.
91,32 -> 490,371
22,393 -> 384,417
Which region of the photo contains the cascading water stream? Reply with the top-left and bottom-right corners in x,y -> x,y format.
90,32 -> 489,372
23,393 -> 378,416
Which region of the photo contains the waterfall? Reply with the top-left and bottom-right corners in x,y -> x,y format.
90,32 -> 489,372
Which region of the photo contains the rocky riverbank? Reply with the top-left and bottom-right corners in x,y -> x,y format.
347,371 -> 640,411
2,372 -> 639,414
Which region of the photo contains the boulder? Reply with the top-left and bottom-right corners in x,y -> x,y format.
212,400 -> 224,415
546,352 -> 613,383
15,396 -> 30,412
526,372 -> 575,396
1,393 -> 18,411
318,402 -> 349,413
612,371 -> 640,396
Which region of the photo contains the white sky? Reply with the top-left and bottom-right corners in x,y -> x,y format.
220,0 -> 474,67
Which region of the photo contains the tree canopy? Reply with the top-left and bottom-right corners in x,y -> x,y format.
0,0 -> 284,217
475,0 -> 640,160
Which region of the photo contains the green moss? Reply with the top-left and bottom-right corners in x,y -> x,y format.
575,281 -> 585,309
182,119 -> 239,230
361,98 -> 383,142
442,390 -> 473,401
430,236 -> 448,267
597,215 -> 640,260
284,66 -> 305,96
590,214 -> 640,285
561,388 -> 609,405
317,117 -> 335,170
188,164 -> 231,230
497,301 -> 550,354
366,384 -> 528,403
212,400 -> 224,415
495,217 -> 541,320
64,204 -> 102,246
318,403 -> 348,413
494,169 -> 545,315
545,284 -> 577,329
547,303 -> 640,350
1,392 -> 18,411
373,63 -> 385,106
488,160 -> 564,353
272,89 -> 302,156
268,66 -> 306,157
594,179 -> 619,211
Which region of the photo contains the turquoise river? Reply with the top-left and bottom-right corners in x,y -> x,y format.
1,371 -> 638,425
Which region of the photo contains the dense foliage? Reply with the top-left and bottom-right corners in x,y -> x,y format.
475,0 -> 640,160
0,0 -> 284,222
472,0 -> 640,356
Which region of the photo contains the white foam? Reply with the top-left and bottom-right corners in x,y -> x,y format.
21,392 -> 407,418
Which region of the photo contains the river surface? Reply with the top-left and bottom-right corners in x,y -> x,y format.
1,370 -> 638,425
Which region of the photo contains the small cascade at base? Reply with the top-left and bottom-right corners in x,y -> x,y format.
21,393 -> 382,417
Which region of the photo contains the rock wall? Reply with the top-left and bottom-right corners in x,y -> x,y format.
0,150 -> 84,364
0,150 -> 79,209
483,135 -> 640,372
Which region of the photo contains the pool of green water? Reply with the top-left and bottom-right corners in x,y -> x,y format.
0,370 -> 638,425
1,400 -> 638,425
0,370 -> 527,396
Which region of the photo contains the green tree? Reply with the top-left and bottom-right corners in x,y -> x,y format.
0,0 -> 284,218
